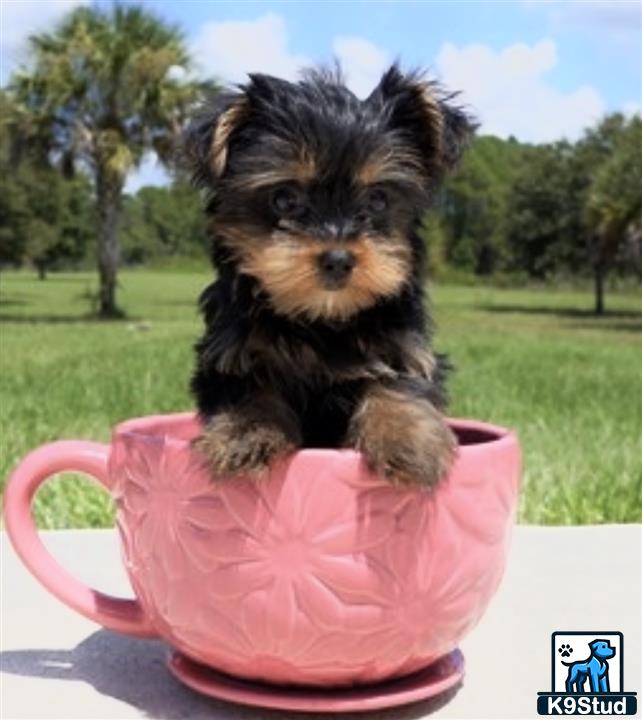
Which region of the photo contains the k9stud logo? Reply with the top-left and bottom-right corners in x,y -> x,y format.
537,632 -> 637,715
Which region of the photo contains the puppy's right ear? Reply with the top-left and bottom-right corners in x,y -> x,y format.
184,92 -> 250,187
366,64 -> 476,177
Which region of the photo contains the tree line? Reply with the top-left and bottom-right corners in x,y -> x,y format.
424,115 -> 642,312
1,4 -> 640,315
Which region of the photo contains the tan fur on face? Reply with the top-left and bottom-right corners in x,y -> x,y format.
220,139 -> 317,192
227,147 -> 316,191
209,99 -> 249,177
220,226 -> 412,321
356,145 -> 426,188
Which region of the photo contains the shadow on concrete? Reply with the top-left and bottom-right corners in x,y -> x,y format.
0,630 -> 461,720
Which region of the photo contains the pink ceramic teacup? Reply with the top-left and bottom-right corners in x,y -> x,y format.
4,412 -> 520,689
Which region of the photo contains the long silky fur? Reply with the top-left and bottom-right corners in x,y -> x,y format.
187,63 -> 474,457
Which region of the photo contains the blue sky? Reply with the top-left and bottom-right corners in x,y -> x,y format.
2,0 -> 640,191
154,1 -> 640,106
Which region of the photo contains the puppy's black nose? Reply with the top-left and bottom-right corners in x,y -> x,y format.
318,249 -> 356,284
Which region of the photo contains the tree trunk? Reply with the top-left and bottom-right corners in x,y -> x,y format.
96,166 -> 124,318
36,262 -> 47,281
594,264 -> 605,315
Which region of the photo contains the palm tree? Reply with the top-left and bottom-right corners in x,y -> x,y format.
585,117 -> 642,314
9,5 -> 206,316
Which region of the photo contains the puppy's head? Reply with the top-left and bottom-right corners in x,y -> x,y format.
187,64 -> 475,322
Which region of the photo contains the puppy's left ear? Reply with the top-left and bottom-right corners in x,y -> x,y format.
367,64 -> 477,175
184,91 -> 250,188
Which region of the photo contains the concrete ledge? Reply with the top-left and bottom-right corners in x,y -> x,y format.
1,526 -> 640,719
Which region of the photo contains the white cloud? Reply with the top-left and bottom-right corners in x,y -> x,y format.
190,13 -> 309,87
190,19 -> 609,143
332,36 -> 390,98
436,39 -> 605,142
0,0 -> 87,84
623,101 -> 641,118
190,16 -> 391,99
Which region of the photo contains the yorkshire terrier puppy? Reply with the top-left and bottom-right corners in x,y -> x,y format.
186,64 -> 475,487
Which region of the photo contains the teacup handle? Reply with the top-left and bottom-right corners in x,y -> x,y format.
3,440 -> 157,638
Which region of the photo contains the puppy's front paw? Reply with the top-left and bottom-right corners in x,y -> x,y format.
347,385 -> 457,488
193,412 -> 296,480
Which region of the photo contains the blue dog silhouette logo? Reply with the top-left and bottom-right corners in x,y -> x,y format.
537,631 -> 637,715
563,638 -> 615,694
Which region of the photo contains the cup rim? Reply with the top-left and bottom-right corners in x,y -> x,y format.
113,411 -> 518,458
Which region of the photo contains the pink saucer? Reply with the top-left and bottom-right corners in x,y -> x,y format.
168,649 -> 465,713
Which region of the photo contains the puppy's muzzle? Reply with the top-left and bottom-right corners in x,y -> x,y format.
318,249 -> 356,288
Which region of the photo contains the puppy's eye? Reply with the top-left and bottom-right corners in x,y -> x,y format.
271,186 -> 306,218
365,187 -> 388,214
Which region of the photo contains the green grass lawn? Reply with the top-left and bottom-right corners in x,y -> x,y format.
1,269 -> 641,526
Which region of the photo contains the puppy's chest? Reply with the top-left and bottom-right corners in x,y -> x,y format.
221,324 -> 434,386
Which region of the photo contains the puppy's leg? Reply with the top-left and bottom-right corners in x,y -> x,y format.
346,381 -> 457,488
194,391 -> 301,479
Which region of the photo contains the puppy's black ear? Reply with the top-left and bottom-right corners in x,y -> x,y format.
439,97 -> 477,170
184,91 -> 250,187
366,64 -> 477,174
